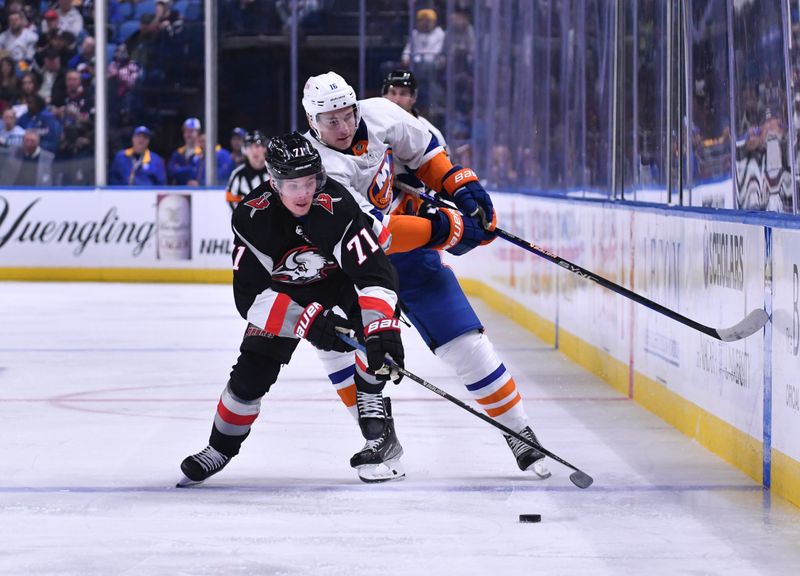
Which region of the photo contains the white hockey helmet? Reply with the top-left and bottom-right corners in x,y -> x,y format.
302,71 -> 360,138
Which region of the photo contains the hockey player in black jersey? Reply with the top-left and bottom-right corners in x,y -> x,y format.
179,132 -> 405,486
224,130 -> 270,210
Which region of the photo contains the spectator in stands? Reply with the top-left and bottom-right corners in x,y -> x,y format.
222,0 -> 277,35
168,117 -> 203,185
38,48 -> 67,106
55,68 -> 93,184
12,71 -> 39,113
230,127 -> 246,166
51,30 -> 77,65
110,125 -> 167,186
44,0 -> 85,38
156,0 -> 184,38
7,129 -> 54,186
400,8 -> 445,116
0,56 -> 20,108
17,94 -> 61,153
68,35 -> 95,84
0,108 -> 25,148
197,132 -> 234,186
107,43 -> 140,124
401,9 -> 445,68
126,13 -> 161,71
448,9 -> 474,65
34,26 -> 76,71
41,9 -> 60,36
0,11 -> 38,64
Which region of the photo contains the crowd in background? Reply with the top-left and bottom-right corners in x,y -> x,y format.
0,0 -> 474,188
3,0 -> 797,214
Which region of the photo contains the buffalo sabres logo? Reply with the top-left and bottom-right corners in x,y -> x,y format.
313,193 -> 342,215
244,190 -> 272,216
271,246 -> 336,285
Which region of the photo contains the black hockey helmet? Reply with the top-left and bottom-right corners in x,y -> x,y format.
244,130 -> 267,147
266,131 -> 326,190
382,69 -> 417,95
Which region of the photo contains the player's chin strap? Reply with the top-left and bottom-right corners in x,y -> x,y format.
400,184 -> 768,343
337,333 -> 594,489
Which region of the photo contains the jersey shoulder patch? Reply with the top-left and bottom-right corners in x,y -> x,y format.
243,189 -> 273,212
312,192 -> 342,215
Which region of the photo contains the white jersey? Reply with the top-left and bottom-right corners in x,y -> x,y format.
304,97 -> 444,219
415,113 -> 447,155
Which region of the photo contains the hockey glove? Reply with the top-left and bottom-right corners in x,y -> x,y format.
364,317 -> 405,382
295,302 -> 355,353
441,165 -> 496,231
414,201 -> 494,256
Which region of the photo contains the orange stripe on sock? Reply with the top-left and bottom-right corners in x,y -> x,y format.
476,378 -> 516,405
486,392 -> 522,417
336,384 -> 357,407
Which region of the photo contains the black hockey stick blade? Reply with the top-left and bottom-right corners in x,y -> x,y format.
714,308 -> 769,342
569,470 -> 593,489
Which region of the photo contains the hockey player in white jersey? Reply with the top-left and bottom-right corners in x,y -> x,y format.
301,71 -> 551,479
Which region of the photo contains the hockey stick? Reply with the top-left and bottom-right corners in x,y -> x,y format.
411,189 -> 768,342
339,334 -> 593,489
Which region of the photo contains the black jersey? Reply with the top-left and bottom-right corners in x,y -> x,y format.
225,159 -> 269,210
231,178 -> 398,340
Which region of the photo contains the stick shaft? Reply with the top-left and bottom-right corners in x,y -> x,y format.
339,334 -> 592,483
415,190 -> 766,342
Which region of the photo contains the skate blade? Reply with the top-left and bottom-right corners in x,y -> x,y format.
524,459 -> 552,480
356,457 -> 405,484
175,475 -> 203,488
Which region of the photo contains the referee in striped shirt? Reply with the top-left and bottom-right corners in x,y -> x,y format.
225,130 -> 269,210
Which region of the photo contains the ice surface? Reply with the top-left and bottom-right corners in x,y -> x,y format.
1,282 -> 799,576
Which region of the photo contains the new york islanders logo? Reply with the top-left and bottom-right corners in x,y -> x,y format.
244,190 -> 272,213
313,193 -> 342,215
271,246 -> 336,285
368,148 -> 394,211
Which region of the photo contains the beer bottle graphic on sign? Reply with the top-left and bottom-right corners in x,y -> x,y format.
156,193 -> 192,260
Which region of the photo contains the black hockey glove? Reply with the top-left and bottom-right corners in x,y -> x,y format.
364,317 -> 405,382
440,165 -> 496,231
412,200 -> 493,256
295,302 -> 355,353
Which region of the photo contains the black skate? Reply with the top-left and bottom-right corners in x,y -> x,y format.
176,445 -> 231,487
505,426 -> 551,479
350,395 -> 405,483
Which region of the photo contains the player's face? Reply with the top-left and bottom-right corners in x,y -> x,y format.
278,174 -> 317,217
384,86 -> 416,113
245,142 -> 266,167
315,107 -> 357,150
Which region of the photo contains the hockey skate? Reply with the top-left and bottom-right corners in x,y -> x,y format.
505,426 -> 551,479
176,445 -> 231,487
350,394 -> 405,483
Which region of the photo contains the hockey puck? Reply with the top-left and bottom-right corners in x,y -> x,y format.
519,514 -> 541,523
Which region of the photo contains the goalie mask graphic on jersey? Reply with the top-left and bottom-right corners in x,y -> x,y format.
271,246 -> 337,284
